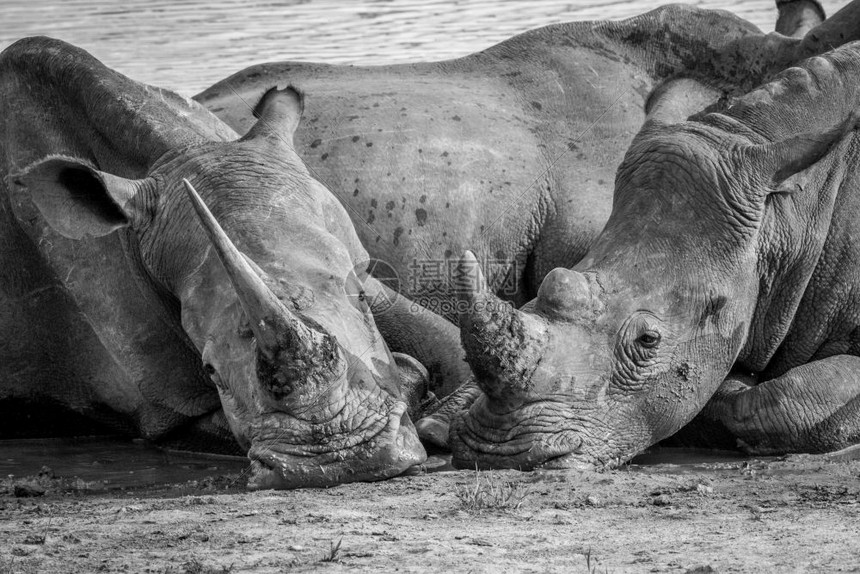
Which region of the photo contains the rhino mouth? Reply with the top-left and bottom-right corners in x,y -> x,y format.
449,396 -> 597,471
245,401 -> 426,489
536,451 -> 597,471
450,430 -> 586,471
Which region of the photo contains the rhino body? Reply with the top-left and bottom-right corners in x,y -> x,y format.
451,37 -> 860,470
196,2 -> 847,346
0,37 -> 442,488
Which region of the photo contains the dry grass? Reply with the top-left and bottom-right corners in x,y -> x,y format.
320,537 -> 343,563
584,548 -> 611,574
166,558 -> 233,574
455,470 -> 532,512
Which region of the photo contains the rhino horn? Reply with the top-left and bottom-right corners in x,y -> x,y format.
455,250 -> 489,302
182,178 -> 327,370
456,251 -> 547,397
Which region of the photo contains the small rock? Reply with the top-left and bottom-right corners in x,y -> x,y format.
423,513 -> 439,520
685,566 -> 716,573
696,484 -> 714,496
652,494 -> 672,507
38,466 -> 55,479
14,483 -> 45,498
288,545 -> 305,552
585,495 -> 602,507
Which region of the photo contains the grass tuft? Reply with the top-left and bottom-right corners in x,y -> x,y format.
455,470 -> 532,512
584,548 -> 611,574
175,558 -> 233,574
320,537 -> 343,563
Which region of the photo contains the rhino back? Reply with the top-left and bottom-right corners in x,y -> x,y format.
0,181 -> 141,436
197,5 -> 810,313
198,36 -> 654,312
0,37 -> 234,443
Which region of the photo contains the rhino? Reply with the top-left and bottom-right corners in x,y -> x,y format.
194,1 -> 851,351
0,36 -> 473,488
448,38 -> 860,470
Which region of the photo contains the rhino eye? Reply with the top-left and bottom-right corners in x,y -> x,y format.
636,331 -> 661,348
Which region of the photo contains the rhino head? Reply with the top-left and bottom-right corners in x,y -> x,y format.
450,72 -> 859,470
13,87 -> 426,488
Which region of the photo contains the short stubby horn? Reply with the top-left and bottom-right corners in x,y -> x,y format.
455,251 -> 548,399
182,179 -> 340,395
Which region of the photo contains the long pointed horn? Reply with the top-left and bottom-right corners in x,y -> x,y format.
182,178 -> 318,362
455,251 -> 547,398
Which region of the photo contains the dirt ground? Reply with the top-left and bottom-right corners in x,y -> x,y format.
1,450 -> 859,574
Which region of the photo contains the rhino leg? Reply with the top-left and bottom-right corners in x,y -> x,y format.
415,378 -> 482,449
694,356 -> 860,455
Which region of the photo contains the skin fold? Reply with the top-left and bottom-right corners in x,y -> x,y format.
0,37 -> 437,488
451,40 -> 860,470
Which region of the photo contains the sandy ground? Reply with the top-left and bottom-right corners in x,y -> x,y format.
1,451 -> 859,574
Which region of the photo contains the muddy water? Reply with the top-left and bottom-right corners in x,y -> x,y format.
0,435 -> 752,489
0,0 -> 844,95
0,437 -> 248,490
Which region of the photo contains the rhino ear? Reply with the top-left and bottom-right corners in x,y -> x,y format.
241,85 -> 304,146
747,111 -> 860,192
9,156 -> 149,240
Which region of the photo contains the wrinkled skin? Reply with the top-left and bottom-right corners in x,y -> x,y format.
0,37 -> 429,488
451,40 -> 860,470
195,3 -> 852,346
